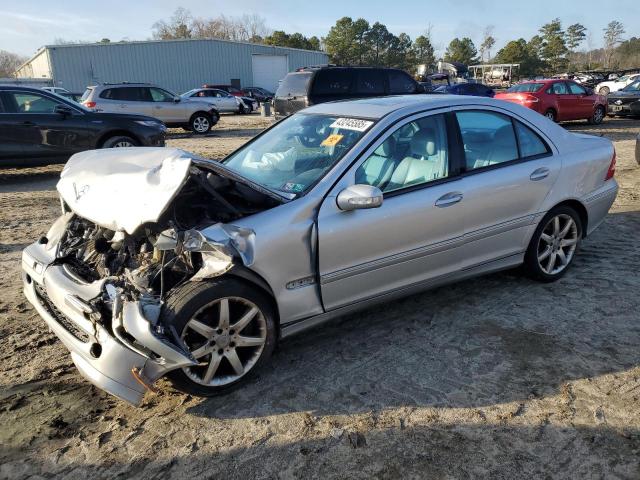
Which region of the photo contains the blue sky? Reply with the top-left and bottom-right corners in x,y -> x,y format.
2,0 -> 638,58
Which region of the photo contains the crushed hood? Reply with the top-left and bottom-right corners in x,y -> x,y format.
57,148 -> 193,234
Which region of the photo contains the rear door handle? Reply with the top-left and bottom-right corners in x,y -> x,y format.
22,121 -> 36,126
530,167 -> 550,181
435,192 -> 463,207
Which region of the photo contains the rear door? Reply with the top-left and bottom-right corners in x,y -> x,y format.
548,81 -> 575,120
309,69 -> 354,104
0,92 -> 26,162
452,108 -> 559,267
353,69 -> 386,99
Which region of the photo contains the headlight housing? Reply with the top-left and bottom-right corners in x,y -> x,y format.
135,120 -> 164,129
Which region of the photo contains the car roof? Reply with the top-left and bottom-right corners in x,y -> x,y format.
303,94 -> 506,119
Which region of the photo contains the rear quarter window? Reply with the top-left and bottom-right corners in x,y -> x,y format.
388,70 -> 418,94
355,69 -> 385,95
276,72 -> 312,97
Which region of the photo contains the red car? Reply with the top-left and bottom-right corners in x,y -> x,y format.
202,84 -> 246,97
495,79 -> 607,124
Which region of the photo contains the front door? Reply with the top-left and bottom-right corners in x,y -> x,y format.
452,108 -> 560,268
0,93 -> 26,162
317,111 -> 466,310
148,87 -> 185,123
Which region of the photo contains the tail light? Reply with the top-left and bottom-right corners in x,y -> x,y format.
605,149 -> 616,180
83,101 -> 96,108
520,94 -> 539,104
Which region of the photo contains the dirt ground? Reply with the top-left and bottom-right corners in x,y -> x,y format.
0,112 -> 639,480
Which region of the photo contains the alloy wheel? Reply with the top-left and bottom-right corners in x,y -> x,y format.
113,141 -> 133,148
181,297 -> 267,386
193,116 -> 210,133
593,107 -> 604,124
537,214 -> 579,275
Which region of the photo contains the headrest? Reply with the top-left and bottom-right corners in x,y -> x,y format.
410,128 -> 436,157
373,136 -> 396,157
493,125 -> 515,146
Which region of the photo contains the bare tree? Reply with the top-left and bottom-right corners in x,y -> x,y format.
603,20 -> 625,68
152,7 -> 193,40
0,50 -> 27,77
479,25 -> 496,63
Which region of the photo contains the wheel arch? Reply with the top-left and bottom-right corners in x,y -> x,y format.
548,199 -> 589,238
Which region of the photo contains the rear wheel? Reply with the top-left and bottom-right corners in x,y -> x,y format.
599,86 -> 610,95
544,109 -> 557,122
589,106 -> 605,125
523,206 -> 582,282
163,278 -> 277,396
102,135 -> 137,148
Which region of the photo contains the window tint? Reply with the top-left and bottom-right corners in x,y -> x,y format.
547,82 -> 568,95
355,69 -> 385,95
507,83 -> 544,93
456,111 -> 518,170
100,87 -> 149,101
313,69 -> 353,95
567,82 -> 586,95
11,92 -> 59,113
515,121 -> 549,158
149,88 -> 175,102
276,72 -> 312,97
388,70 -> 418,94
355,114 -> 449,193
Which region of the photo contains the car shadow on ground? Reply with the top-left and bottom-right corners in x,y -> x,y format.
566,117 -> 640,142
0,168 -> 61,194
184,210 -> 640,421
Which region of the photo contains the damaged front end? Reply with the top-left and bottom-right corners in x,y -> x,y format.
21,148 -> 281,405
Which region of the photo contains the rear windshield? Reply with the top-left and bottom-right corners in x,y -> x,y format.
276,72 -> 312,97
507,83 -> 544,93
80,88 -> 93,102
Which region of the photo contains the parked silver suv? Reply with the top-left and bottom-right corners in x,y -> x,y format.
81,83 -> 220,134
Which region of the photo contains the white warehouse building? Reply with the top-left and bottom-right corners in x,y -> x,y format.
16,38 -> 329,94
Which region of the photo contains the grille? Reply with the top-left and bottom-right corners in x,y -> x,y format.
34,282 -> 90,343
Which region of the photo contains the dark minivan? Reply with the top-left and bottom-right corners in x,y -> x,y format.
274,67 -> 424,117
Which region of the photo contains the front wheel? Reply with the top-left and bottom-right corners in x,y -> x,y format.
589,106 -> 605,125
190,113 -> 213,134
163,278 -> 277,396
523,206 -> 582,282
599,86 -> 610,95
102,135 -> 137,148
544,109 -> 557,122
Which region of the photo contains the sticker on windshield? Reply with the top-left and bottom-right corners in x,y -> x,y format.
330,118 -> 374,132
283,182 -> 305,193
321,134 -> 344,147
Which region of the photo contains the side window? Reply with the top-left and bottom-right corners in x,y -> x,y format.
547,82 -> 568,95
11,92 -> 59,113
514,121 -> 550,158
567,82 -> 586,95
150,88 -> 174,102
355,114 -> 449,193
313,69 -> 353,95
99,88 -> 114,99
355,70 -> 385,95
456,111 -> 518,170
388,70 -> 418,94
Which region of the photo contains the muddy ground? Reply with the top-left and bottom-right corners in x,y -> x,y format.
0,113 -> 639,479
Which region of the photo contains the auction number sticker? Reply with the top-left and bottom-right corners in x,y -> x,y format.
330,118 -> 374,132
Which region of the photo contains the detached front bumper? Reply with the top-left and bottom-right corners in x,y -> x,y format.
22,241 -> 194,405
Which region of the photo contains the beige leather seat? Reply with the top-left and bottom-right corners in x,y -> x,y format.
472,125 -> 518,169
387,128 -> 445,190
356,136 -> 398,187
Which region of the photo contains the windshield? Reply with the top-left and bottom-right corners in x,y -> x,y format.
622,80 -> 640,92
223,113 -> 375,195
181,89 -> 199,97
507,83 -> 544,93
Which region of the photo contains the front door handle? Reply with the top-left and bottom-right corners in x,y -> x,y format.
22,121 -> 36,126
435,192 -> 463,207
530,167 -> 550,181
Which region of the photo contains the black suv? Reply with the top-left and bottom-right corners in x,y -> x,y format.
273,66 -> 424,117
0,86 -> 166,166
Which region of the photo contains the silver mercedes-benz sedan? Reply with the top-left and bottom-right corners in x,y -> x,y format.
22,95 -> 618,405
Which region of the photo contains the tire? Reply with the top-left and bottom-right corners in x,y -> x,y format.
163,278 -> 277,397
189,112 -> 213,134
523,206 -> 582,283
102,135 -> 137,148
599,86 -> 610,95
237,103 -> 247,115
589,106 -> 605,125
544,109 -> 557,122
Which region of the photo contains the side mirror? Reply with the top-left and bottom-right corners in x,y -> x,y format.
337,184 -> 383,211
54,105 -> 73,117
173,97 -> 181,103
